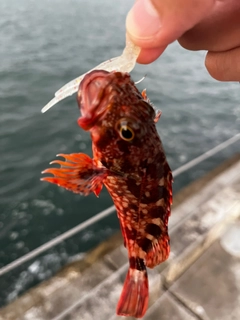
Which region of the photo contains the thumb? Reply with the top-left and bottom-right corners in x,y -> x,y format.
126,0 -> 216,48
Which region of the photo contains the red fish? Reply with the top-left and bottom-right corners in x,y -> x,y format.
42,70 -> 172,318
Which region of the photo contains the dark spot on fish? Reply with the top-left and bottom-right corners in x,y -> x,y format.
137,238 -> 152,253
136,258 -> 146,271
128,203 -> 138,211
162,186 -> 170,201
126,178 -> 141,198
141,185 -> 169,204
147,152 -> 165,179
94,136 -> 108,151
129,257 -> 145,271
125,226 -> 137,240
120,160 -> 135,174
147,163 -> 164,180
130,134 -> 143,148
145,223 -> 162,238
116,139 -> 130,153
148,206 -> 165,219
95,128 -> 118,150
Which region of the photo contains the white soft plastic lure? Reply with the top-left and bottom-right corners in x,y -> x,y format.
41,41 -> 140,113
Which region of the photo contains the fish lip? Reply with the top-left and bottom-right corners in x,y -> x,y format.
77,108 -> 108,131
77,70 -> 111,130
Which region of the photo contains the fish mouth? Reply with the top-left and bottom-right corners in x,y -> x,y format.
77,70 -> 112,130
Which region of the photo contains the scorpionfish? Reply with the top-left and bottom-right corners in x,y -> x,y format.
42,70 -> 172,318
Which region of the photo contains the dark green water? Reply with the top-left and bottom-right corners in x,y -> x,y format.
0,0 -> 239,306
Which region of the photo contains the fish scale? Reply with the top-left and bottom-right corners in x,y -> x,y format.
42,70 -> 172,318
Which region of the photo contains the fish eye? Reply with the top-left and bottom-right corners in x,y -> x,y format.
117,120 -> 135,141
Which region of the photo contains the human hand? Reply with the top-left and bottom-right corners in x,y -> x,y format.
126,0 -> 240,81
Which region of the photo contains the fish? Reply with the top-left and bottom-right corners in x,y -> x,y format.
41,70 -> 172,318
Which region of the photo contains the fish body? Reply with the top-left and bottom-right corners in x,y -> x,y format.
42,71 -> 172,318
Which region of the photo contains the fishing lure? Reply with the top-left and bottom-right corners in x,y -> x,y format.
41,41 -> 140,113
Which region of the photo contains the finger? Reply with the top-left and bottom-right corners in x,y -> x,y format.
126,0 -> 215,49
178,0 -> 240,51
205,47 -> 240,81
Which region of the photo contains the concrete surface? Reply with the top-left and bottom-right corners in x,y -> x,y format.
0,155 -> 240,320
169,222 -> 240,320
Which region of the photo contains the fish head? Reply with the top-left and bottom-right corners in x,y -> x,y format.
77,70 -> 158,173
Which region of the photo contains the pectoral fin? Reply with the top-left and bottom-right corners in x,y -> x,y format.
41,153 -> 106,196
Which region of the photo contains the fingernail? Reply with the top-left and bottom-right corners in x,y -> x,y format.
126,0 -> 161,40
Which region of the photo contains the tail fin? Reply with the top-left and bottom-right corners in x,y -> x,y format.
116,268 -> 149,318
